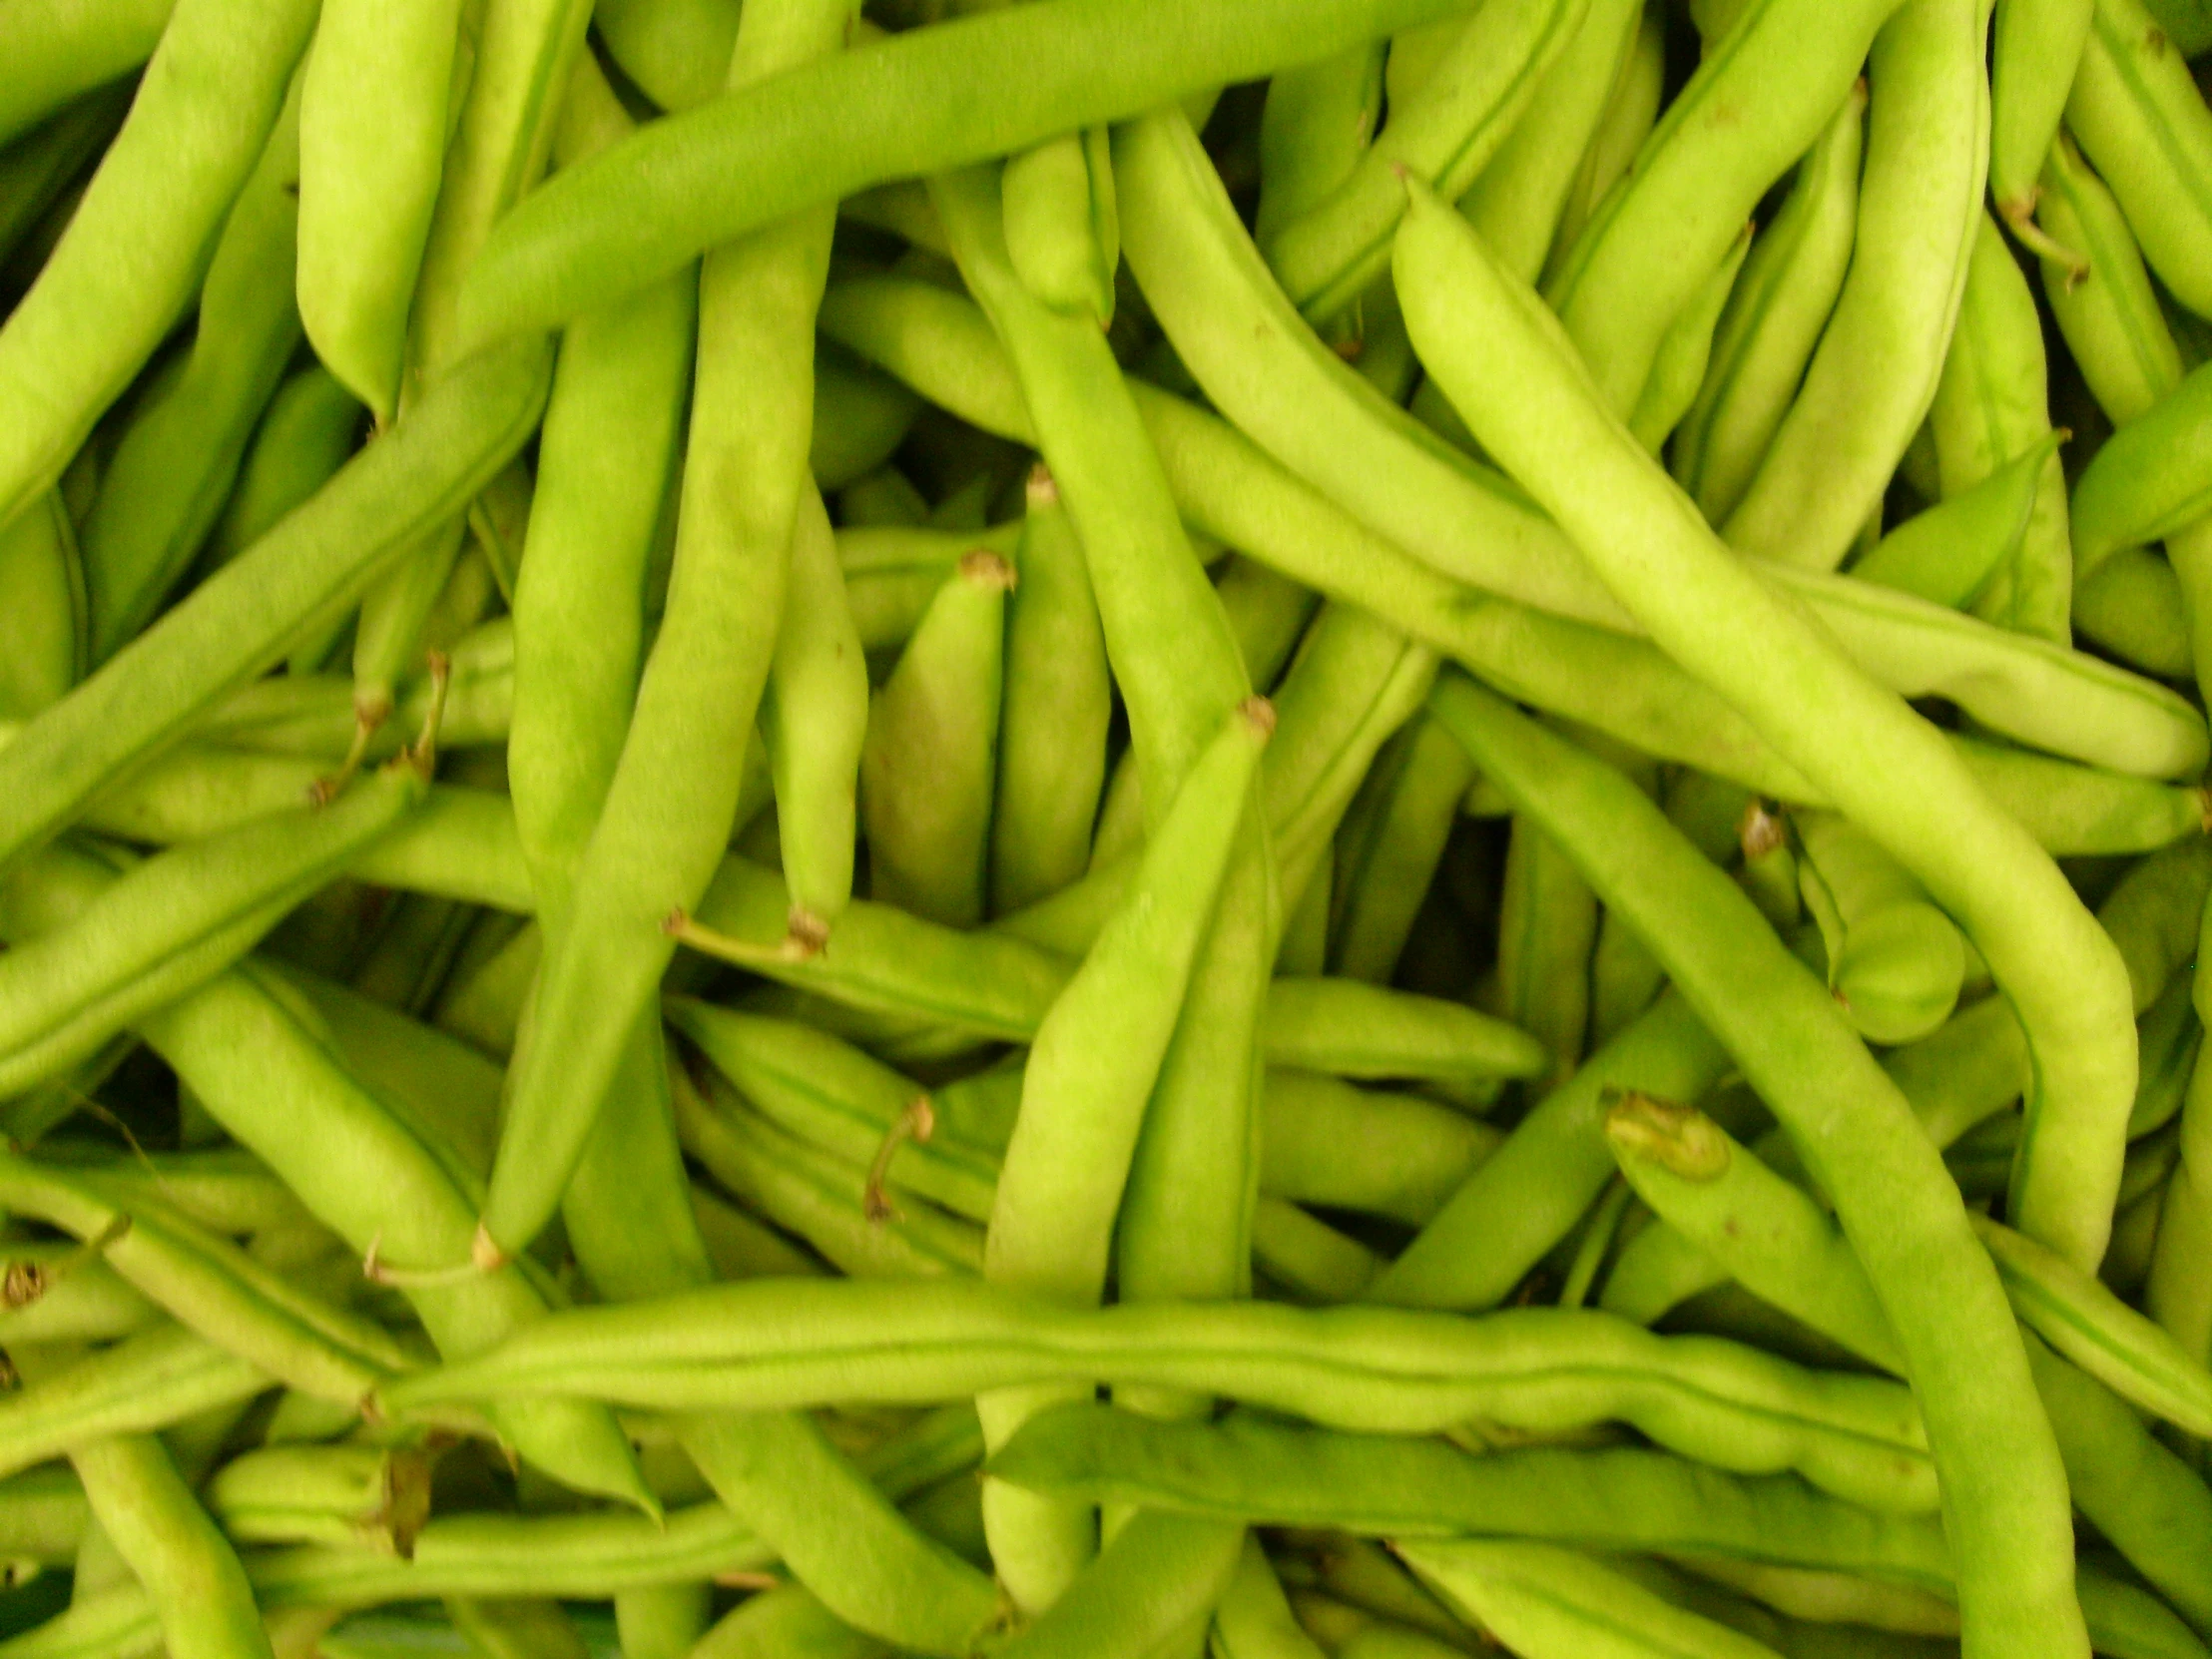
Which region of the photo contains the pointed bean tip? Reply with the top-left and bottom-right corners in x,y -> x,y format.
470,1224 -> 507,1273
959,549 -> 1017,591
1238,695 -> 1277,741
1025,462 -> 1058,507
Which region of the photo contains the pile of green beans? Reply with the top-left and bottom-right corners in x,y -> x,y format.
10,0 -> 2212,1655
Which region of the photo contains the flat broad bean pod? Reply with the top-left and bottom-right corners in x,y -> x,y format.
377,1277 -> 1936,1511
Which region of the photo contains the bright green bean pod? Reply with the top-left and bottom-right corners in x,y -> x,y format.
1847,439 -> 2048,610
988,1509 -> 1243,1659
837,518 -> 1024,652
1373,990 -> 1732,1311
2075,546 -> 2197,677
1543,0 -> 1898,419
54,1423 -> 272,1659
1415,672 -> 2079,1657
0,1326 -> 265,1484
985,1406 -> 1951,1587
765,483 -> 869,934
1255,42 -> 1384,250
1458,0 -> 1643,285
202,1442 -> 429,1554
1261,0 -> 1590,320
1721,0 -> 1987,572
592,0 -> 741,112
1547,0 -> 1664,266
507,56 -> 696,923
811,348 -> 921,493
205,367 -> 362,571
378,1284 -> 1936,1512
1674,80 -> 1865,525
689,1586 -> 880,1659
860,548 -> 1011,930
0,1154 -> 412,1403
0,0 -> 316,533
0,1248 -> 158,1345
79,78 -> 302,659
1396,1538 -> 1787,1659
2022,1336 -> 2212,1640
1974,1212 -> 2212,1436
295,0 -> 466,422
0,492 -> 84,721
982,699 -> 1269,1610
2073,357 -> 2212,577
1928,213 -> 2073,642
1990,0 -> 2096,232
453,0 -> 1486,347
1631,221 -> 1754,457
2067,0 -> 2212,321
1794,812 -> 1967,1046
2037,130 -> 2186,429
1329,713 -> 1474,985
1603,1095 -> 1903,1371
990,467 -> 1111,915
1398,186 -> 2135,1273
474,0 -> 848,1265
0,335 -> 547,875
0,754 -> 427,1094
0,0 -> 174,151
1002,126 -> 1118,326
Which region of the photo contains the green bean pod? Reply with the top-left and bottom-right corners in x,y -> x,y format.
989,1510 -> 1244,1659
2067,0 -> 2212,322
0,334 -> 547,875
859,549 -> 1011,930
1262,0 -> 1591,320
2147,895 -> 2212,1376
1630,223 -> 1753,455
1414,673 -> 2078,1657
1372,991 -> 1733,1312
2038,130 -> 2186,430
474,0 -> 845,1264
0,0 -> 174,151
1459,0 -> 1644,286
1544,0 -> 1896,419
1002,127 -> 1118,325
1674,81 -> 1865,526
1395,1539 -> 1787,1659
1400,186 -> 2136,1274
0,1325 -> 266,1485
765,483 -> 869,934
452,0 -> 1489,347
1846,438 -> 2049,610
1721,0 -> 1988,572
1490,815 -> 1600,1088
838,518 -> 1024,653
377,1280 -> 1936,1511
79,79 -> 302,660
990,468 -> 1111,915
0,1155 -> 413,1404
0,0 -> 316,533
1990,0 -> 2096,231
295,0 -> 466,421
205,367 -> 363,572
982,699 -> 1269,1609
203,1443 -> 429,1554
0,492 -> 85,721
591,0 -> 740,113
0,756 -> 427,1094
811,347 -> 921,493
1794,811 -> 1967,1046
1329,713 -> 1475,985
1254,42 -> 1384,250
2073,357 -> 2212,578
1547,0 -> 1664,267
1928,213 -> 2073,642
0,1248 -> 157,1345
985,1407 -> 1950,1587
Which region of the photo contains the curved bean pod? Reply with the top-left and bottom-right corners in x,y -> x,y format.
0,0 -> 174,151
1543,0 -> 1899,419
0,1325 -> 266,1486
2073,356 -> 2212,577
1846,439 -> 2047,610
1413,672 -> 2078,1657
2036,129 -> 2184,428
1794,812 -> 1967,1046
1398,189 -> 2134,1277
449,0 -> 1487,347
0,492 -> 85,721
2067,0 -> 2212,321
1990,0 -> 2095,231
0,334 -> 548,874
1929,213 -> 2073,641
79,78 -> 302,660
0,0 -> 315,532
1261,0 -> 1590,319
1721,0 -> 1988,572
205,367 -> 362,571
